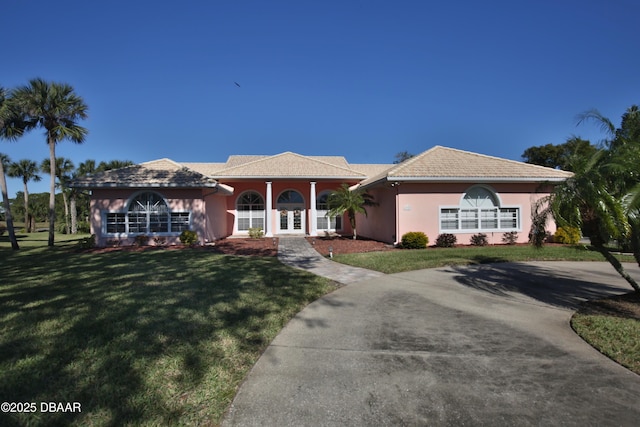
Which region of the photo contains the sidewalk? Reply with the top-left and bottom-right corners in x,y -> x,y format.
277,237 -> 384,284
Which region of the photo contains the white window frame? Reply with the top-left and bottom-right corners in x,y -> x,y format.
236,191 -> 265,233
102,191 -> 191,237
438,186 -> 521,233
315,191 -> 342,232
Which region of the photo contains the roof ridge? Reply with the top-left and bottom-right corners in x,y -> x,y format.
140,158 -> 185,169
214,151 -> 366,176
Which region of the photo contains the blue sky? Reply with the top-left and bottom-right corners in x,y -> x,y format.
2,0 -> 638,195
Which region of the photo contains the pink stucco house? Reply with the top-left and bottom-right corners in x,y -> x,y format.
71,146 -> 572,247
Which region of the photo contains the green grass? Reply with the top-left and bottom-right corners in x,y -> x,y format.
333,244 -> 636,274
572,314 -> 640,374
0,234 -> 337,426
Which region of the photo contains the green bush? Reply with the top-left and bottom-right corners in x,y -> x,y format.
401,231 -> 428,249
134,234 -> 149,246
470,233 -> 489,246
435,233 -> 457,247
501,231 -> 518,245
248,227 -> 264,238
77,221 -> 91,234
78,234 -> 96,249
179,230 -> 198,246
554,226 -> 581,244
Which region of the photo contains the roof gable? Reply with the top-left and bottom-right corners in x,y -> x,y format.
211,151 -> 367,178
359,146 -> 573,187
70,158 -> 229,191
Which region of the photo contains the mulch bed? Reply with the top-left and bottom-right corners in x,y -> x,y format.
306,236 -> 398,256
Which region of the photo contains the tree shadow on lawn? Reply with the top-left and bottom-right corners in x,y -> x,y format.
446,262 -> 636,310
0,247 -> 329,426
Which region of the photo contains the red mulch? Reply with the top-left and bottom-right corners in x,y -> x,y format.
306,236 -> 398,256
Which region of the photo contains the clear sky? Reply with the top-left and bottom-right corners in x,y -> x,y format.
2,0 -> 638,196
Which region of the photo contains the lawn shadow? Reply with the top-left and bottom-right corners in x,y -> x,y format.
446,262 -> 636,310
0,246 -> 332,426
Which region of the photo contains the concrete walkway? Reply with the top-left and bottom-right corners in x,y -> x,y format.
277,237 -> 384,284
223,261 -> 640,426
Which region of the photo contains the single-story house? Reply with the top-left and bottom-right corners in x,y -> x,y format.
71,146 -> 572,247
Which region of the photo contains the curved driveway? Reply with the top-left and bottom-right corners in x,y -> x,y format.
223,262 -> 640,426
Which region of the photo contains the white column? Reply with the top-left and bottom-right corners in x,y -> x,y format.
310,181 -> 317,236
265,181 -> 273,237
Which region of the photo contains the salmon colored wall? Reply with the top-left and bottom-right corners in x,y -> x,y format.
358,182 -> 556,245
90,188 -> 209,246
355,185 -> 397,243
220,180 -> 357,236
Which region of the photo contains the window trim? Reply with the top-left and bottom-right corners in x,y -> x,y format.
439,186 -> 521,233
235,190 -> 265,233
102,191 -> 192,237
315,190 -> 342,231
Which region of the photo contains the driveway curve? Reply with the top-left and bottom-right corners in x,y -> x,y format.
223,262 -> 640,426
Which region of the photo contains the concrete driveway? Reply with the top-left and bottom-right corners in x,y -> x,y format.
223,262 -> 640,426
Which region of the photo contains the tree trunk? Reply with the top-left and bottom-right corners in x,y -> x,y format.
62,190 -> 70,235
594,244 -> 640,293
48,138 -> 56,246
348,211 -> 357,240
70,193 -> 77,234
0,162 -> 19,250
23,179 -> 30,233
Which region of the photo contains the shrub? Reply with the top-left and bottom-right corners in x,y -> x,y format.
470,233 -> 489,246
554,226 -> 581,244
248,227 -> 264,239
77,221 -> 91,234
106,239 -> 121,247
153,236 -> 167,246
78,234 -> 96,249
401,231 -> 428,249
435,233 -> 457,248
179,230 -> 198,246
134,234 -> 149,246
501,231 -> 518,245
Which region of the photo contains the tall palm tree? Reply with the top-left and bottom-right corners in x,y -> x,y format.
41,157 -> 75,235
12,78 -> 88,246
326,183 -> 377,240
535,151 -> 640,293
0,86 -> 25,250
7,159 -> 41,232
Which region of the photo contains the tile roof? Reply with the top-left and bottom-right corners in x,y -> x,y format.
358,146 -> 573,187
70,158 -> 232,193
209,151 -> 367,178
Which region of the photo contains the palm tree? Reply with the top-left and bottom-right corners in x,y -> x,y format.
7,159 -> 41,232
535,151 -> 640,293
97,159 -> 133,171
41,157 -> 74,235
326,183 -> 377,240
0,86 -> 25,250
12,78 -> 88,246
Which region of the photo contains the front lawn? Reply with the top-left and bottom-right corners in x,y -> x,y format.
333,244 -> 636,274
0,237 -> 337,426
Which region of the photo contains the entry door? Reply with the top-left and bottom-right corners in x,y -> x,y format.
278,205 -> 304,233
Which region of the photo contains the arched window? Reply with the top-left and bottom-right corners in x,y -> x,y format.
277,190 -> 304,204
104,191 -> 190,235
236,191 -> 265,231
440,186 -> 519,232
316,191 -> 342,231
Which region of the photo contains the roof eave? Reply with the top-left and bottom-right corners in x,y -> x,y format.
387,176 -> 569,183
213,175 -> 365,180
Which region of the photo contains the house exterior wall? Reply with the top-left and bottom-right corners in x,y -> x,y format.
90,188 -> 209,247
358,182 -> 556,245
355,185 -> 397,243
220,179 -> 358,237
